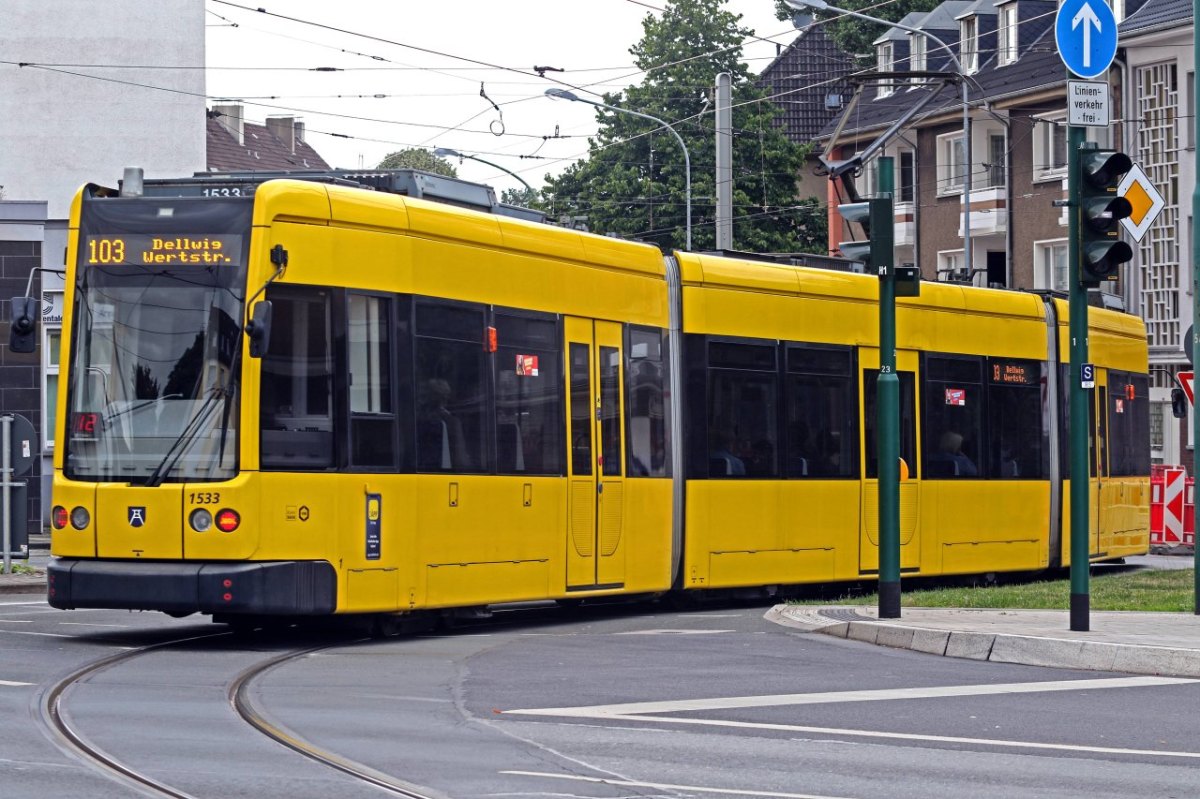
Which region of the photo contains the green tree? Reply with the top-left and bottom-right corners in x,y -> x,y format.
500,187 -> 540,208
376,148 -> 457,176
543,0 -> 823,254
774,0 -> 940,64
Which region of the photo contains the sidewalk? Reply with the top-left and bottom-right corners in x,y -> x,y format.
0,533 -> 50,595
767,604 -> 1200,679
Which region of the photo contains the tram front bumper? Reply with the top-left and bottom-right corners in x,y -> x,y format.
47,559 -> 337,616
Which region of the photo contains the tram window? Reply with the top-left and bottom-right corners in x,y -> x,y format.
569,343 -> 592,476
260,288 -> 335,470
864,370 -> 916,479
986,358 -> 1047,479
707,340 -> 778,478
494,313 -> 562,475
921,355 -> 984,479
415,301 -> 486,472
600,346 -> 622,476
627,327 -> 669,477
348,294 -> 395,469
1057,364 -> 1098,479
786,345 -> 857,478
1108,372 -> 1150,476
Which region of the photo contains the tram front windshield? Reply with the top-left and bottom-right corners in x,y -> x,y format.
64,197 -> 251,483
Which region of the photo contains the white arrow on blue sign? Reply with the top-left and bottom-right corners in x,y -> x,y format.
1055,0 -> 1118,79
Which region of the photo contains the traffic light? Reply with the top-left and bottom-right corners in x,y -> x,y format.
1078,147 -> 1134,286
8,296 -> 37,353
837,198 -> 892,271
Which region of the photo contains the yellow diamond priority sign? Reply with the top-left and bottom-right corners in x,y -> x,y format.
1117,163 -> 1165,242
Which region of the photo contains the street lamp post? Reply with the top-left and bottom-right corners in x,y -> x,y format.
785,0 -> 973,278
432,147 -> 532,191
544,87 -> 691,250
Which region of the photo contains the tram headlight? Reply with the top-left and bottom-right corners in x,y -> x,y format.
189,508 -> 213,532
70,506 -> 90,530
52,506 -> 68,530
215,508 -> 240,533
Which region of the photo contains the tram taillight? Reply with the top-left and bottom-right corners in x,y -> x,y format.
215,509 -> 240,533
52,506 -> 68,530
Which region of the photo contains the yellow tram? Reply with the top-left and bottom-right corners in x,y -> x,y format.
21,172 -> 1148,622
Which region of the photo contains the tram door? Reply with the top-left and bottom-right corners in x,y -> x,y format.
564,317 -> 627,590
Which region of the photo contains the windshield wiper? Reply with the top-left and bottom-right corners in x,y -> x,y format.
140,386 -> 227,487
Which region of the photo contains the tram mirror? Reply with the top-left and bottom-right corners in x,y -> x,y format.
246,301 -> 273,358
1171,388 -> 1188,419
8,296 -> 38,353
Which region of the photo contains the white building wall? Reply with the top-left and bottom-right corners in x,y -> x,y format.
1123,23 -> 1196,467
0,0 -> 205,219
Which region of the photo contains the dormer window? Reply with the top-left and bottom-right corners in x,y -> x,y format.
909,34 -> 927,85
998,3 -> 1018,65
877,42 -> 894,98
960,16 -> 979,73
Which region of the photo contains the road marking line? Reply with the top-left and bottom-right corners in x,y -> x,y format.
615,629 -> 734,635
0,619 -> 33,623
501,770 -> 858,799
1,679 -> 34,687
505,676 -> 1197,718
58,622 -> 132,628
595,713 -> 1200,759
0,630 -> 77,638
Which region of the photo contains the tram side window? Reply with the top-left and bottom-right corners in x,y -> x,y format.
864,370 -> 916,479
348,294 -> 396,469
1108,372 -> 1151,476
415,301 -> 486,472
260,288 -> 335,470
921,356 -> 984,478
627,327 -> 669,477
986,359 -> 1047,479
785,345 -> 858,478
707,341 -> 778,478
494,312 -> 563,475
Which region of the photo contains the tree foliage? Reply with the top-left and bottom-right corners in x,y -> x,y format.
773,0 -> 941,64
542,0 -> 824,254
376,148 -> 457,176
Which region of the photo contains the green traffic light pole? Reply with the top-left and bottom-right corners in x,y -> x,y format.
876,156 -> 901,619
1067,121 -> 1091,632
1194,0 -> 1200,614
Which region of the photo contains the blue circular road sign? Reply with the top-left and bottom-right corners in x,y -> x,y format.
1055,0 -> 1118,79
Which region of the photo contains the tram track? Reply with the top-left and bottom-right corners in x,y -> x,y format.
37,627 -> 446,799
38,631 -> 229,799
229,641 -> 445,799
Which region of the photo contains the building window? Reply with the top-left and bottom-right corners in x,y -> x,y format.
1036,240 -> 1069,292
1033,114 -> 1068,180
997,4 -> 1018,65
899,149 -> 915,203
909,35 -> 926,84
1188,71 -> 1195,150
960,16 -> 979,73
937,133 -> 965,194
43,328 -> 61,449
985,133 -> 1006,188
876,42 -> 894,98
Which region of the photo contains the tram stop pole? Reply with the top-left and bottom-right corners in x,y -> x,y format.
876,156 -> 901,619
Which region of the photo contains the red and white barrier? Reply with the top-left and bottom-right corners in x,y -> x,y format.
1151,465 -> 1195,547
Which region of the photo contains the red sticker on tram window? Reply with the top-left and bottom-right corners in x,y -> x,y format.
516,354 -> 539,376
1114,398 -> 1125,414
944,388 -> 966,406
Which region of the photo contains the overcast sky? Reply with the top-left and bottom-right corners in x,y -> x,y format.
204,0 -> 802,194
